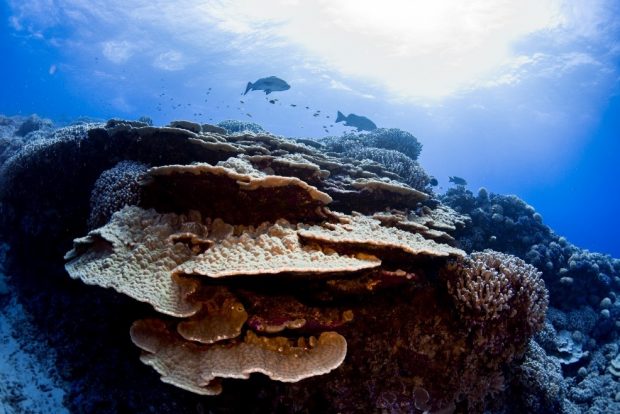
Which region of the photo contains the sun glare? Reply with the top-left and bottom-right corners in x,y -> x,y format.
206,0 -> 564,100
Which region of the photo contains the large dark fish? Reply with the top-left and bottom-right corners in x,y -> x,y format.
449,176 -> 467,186
244,76 -> 290,95
335,111 -> 377,132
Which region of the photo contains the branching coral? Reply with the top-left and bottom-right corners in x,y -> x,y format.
343,147 -> 431,190
443,250 -> 548,332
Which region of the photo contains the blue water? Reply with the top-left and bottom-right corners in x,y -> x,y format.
1,1 -> 619,257
4,3 -> 620,414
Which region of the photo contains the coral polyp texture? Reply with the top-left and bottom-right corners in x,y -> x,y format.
130,319 -> 347,395
444,250 -> 548,329
1,119 -> 554,413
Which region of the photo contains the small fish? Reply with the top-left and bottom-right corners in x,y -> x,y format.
429,177 -> 439,186
269,99 -> 277,104
240,100 -> 245,104
290,104 -> 297,107
335,111 -> 377,132
244,76 -> 290,95
246,113 -> 252,118
449,176 -> 467,186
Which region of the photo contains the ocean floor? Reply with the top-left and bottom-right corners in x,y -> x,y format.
0,244 -> 67,414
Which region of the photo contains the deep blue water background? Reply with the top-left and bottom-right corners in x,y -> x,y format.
520,94 -> 620,256
1,2 -> 619,258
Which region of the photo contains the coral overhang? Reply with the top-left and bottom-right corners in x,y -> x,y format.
54,121 -> 549,411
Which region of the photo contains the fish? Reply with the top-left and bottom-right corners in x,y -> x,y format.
244,76 -> 290,95
335,111 -> 377,132
449,176 -> 467,186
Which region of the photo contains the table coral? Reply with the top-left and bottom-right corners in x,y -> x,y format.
0,119 -> 548,412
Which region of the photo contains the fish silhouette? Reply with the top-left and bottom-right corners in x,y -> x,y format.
449,176 -> 467,186
335,111 -> 377,132
244,76 -> 290,95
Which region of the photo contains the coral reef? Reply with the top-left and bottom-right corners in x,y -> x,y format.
443,250 -> 547,331
217,119 -> 266,134
0,114 -> 54,167
15,114 -> 53,137
0,118 -> 568,413
88,160 -> 148,228
320,128 -> 423,161
314,127 -> 429,200
341,147 -> 431,191
508,340 -> 576,413
441,186 -> 620,311
442,186 -> 620,414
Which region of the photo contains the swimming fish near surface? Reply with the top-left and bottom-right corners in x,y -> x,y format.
335,111 -> 377,132
449,176 -> 467,186
244,76 -> 290,95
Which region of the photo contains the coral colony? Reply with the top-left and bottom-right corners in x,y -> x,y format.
1,116 -> 619,413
